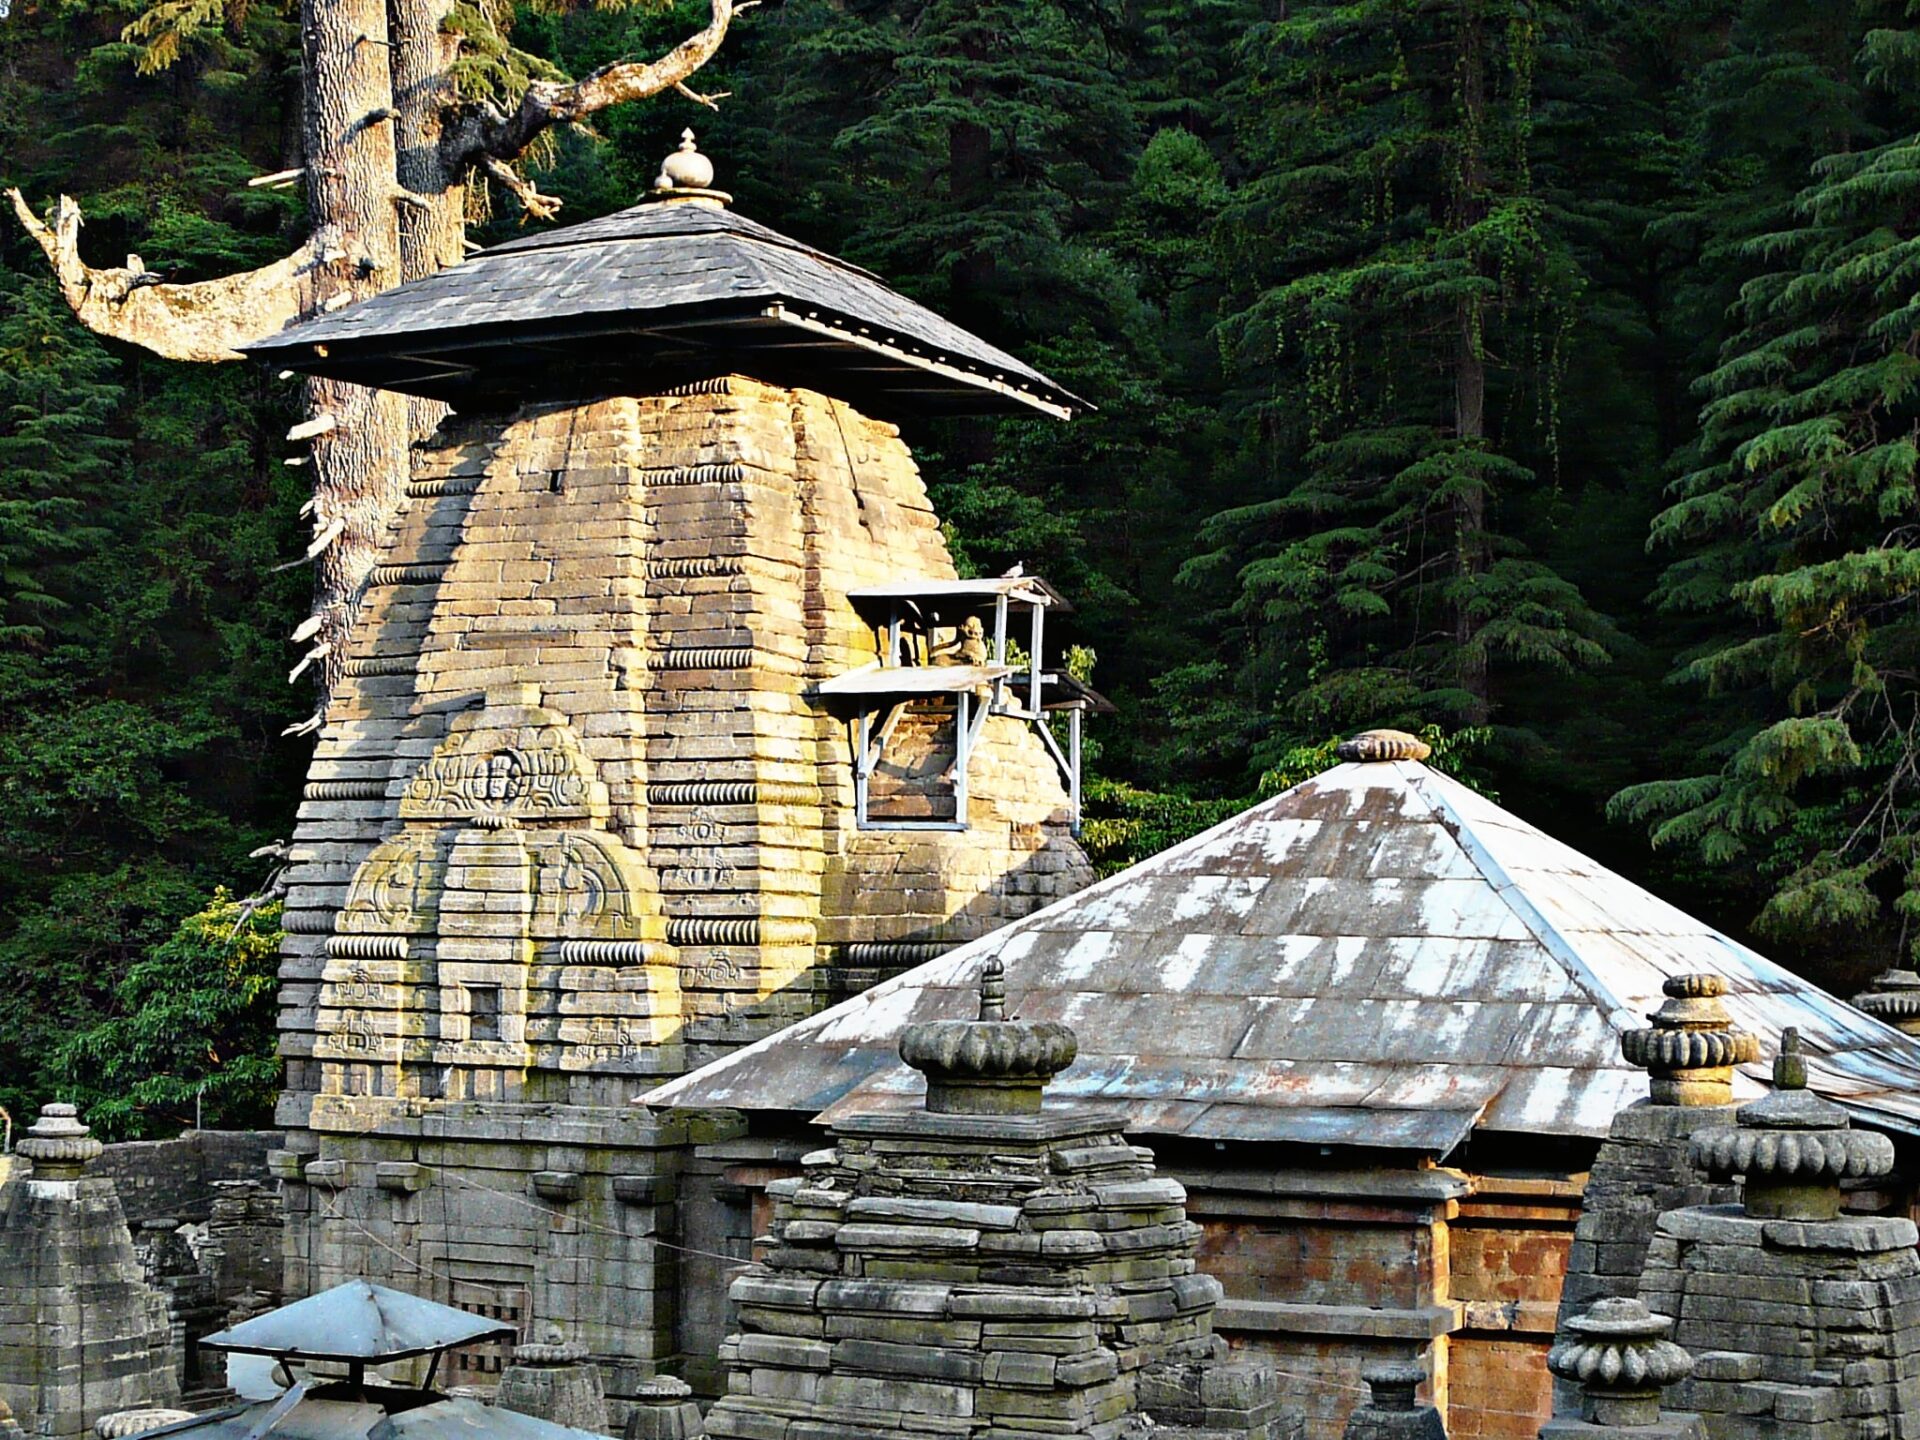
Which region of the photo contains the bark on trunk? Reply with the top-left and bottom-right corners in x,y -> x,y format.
389,0 -> 463,447
298,0 -> 412,704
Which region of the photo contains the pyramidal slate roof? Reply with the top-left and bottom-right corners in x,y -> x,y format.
641,758 -> 1920,1151
244,189 -> 1083,419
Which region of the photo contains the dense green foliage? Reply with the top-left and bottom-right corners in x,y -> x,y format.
6,0 -> 1920,1129
55,892 -> 283,1137
0,3 -> 307,1131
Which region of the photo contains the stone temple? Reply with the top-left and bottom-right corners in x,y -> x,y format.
243,135 -> 1099,1413
25,138 -> 1920,1440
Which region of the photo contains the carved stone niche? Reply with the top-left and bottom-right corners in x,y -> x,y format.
317,685 -> 681,1102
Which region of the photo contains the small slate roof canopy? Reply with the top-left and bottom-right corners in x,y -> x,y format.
641,749 -> 1920,1153
197,1281 -> 515,1363
245,133 -> 1085,420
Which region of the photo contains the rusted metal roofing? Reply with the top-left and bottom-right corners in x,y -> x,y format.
640,759 -> 1920,1149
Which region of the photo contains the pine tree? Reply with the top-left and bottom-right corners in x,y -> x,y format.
1613,11 -> 1920,975
1192,0 -> 1612,775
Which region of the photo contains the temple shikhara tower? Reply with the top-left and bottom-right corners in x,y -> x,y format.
245,135 -> 1095,1410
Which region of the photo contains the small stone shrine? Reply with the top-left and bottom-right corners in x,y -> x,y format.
245,133 -> 1099,1403
1550,976 -> 1751,1409
0,1105 -> 179,1440
1541,1299 -> 1699,1440
1638,1030 -> 1920,1440
499,1328 -> 614,1435
704,957 -> 1299,1440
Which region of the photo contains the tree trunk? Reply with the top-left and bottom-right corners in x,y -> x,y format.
1451,0 -> 1490,726
389,0 -> 463,446
298,0 -> 413,703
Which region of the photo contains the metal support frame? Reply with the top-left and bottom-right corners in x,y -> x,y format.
845,588 -> 1085,834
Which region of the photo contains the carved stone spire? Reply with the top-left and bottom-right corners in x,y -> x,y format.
1620,974 -> 1758,1106
1547,1298 -> 1693,1429
1690,1028 -> 1893,1220
15,1103 -> 104,1180
1853,967 -> 1920,1036
896,955 -> 1076,1114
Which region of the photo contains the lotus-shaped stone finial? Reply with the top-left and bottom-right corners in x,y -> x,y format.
513,1324 -> 586,1366
1335,729 -> 1431,763
1620,973 -> 1759,1106
1853,968 -> 1920,1035
16,1103 -> 103,1179
1689,1028 -> 1892,1219
1548,1298 -> 1693,1428
898,957 -> 1076,1115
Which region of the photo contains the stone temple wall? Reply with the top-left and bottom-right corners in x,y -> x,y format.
93,1131 -> 279,1228
269,376 -> 1092,1417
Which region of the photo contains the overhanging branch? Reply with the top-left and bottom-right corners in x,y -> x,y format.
7,189 -> 316,363
442,0 -> 737,171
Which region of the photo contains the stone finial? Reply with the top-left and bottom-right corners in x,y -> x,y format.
978,955 -> 1007,1021
16,1103 -> 103,1179
1335,729 -> 1431,763
1690,1028 -> 1893,1219
897,957 -> 1077,1115
651,130 -> 729,205
627,1376 -> 704,1440
513,1324 -> 587,1366
1547,1299 -> 1692,1429
1853,967 -> 1920,1035
1363,1363 -> 1425,1412
1620,973 -> 1759,1106
1342,1362 -> 1445,1440
94,1411 -> 194,1440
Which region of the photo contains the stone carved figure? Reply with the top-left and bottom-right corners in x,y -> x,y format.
321,686 -> 676,1102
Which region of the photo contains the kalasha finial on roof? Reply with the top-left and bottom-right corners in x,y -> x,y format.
1690,1027 -> 1893,1220
1336,728 -> 1431,763
1547,1298 -> 1693,1429
16,1103 -> 103,1179
1620,972 -> 1758,1107
1853,967 -> 1920,1035
897,955 -> 1076,1116
651,129 -> 730,207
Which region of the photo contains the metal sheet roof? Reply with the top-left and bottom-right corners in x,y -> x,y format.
243,200 -> 1085,419
198,1282 -> 516,1362
640,760 -> 1920,1148
125,1390 -> 612,1440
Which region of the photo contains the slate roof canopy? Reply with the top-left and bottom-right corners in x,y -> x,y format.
244,137 -> 1084,419
640,757 -> 1920,1150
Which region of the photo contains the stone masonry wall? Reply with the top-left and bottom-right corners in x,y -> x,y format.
93,1131 -> 279,1228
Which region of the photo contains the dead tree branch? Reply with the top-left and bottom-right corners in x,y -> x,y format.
441,0 -> 737,170
481,156 -> 563,220
7,189 -> 315,363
